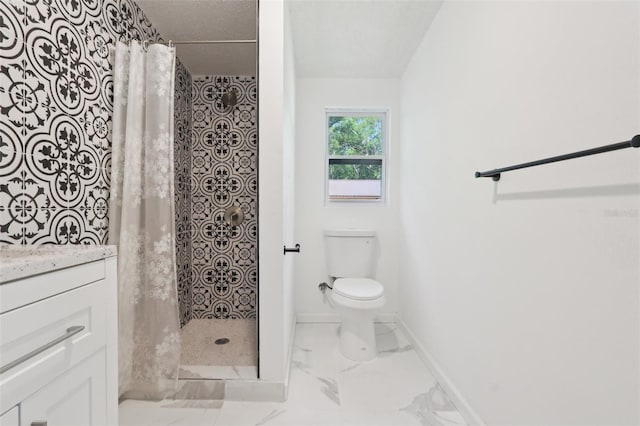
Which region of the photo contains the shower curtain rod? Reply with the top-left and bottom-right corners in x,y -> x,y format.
148,39 -> 257,45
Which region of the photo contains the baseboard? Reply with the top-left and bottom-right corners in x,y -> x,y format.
296,312 -> 397,324
396,316 -> 485,426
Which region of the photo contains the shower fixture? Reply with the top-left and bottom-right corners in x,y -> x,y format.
221,88 -> 238,108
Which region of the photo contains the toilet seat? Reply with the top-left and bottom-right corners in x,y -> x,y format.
333,278 -> 384,301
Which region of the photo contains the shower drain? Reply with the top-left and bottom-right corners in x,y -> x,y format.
215,338 -> 230,345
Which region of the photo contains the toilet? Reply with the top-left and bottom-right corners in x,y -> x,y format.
324,228 -> 386,362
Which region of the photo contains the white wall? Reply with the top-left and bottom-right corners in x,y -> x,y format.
399,2 -> 640,425
294,78 -> 401,318
282,0 -> 297,372
258,0 -> 290,387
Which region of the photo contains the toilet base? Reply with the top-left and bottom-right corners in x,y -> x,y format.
338,310 -> 376,362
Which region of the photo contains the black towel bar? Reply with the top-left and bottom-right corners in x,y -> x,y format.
475,135 -> 640,181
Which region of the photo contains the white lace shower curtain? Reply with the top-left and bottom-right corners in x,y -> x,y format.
108,41 -> 181,399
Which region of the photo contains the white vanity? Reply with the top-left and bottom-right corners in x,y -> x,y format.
0,245 -> 118,426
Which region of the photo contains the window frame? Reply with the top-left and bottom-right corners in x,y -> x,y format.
324,108 -> 389,205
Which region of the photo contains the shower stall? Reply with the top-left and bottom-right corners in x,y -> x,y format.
176,73 -> 258,380
147,3 -> 260,382
0,0 -> 292,402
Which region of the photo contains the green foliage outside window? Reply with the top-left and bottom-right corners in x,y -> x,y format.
328,116 -> 383,180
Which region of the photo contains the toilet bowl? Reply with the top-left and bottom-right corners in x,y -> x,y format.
323,229 -> 386,361
331,278 -> 386,361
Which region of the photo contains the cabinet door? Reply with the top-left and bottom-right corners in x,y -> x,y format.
0,278 -> 106,413
0,406 -> 19,426
20,349 -> 106,426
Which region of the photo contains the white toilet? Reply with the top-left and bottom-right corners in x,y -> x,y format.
324,228 -> 386,362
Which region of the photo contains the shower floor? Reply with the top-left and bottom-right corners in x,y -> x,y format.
179,319 -> 257,380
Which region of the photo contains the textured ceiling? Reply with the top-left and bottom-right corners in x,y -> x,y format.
136,0 -> 257,76
136,0 -> 441,78
288,0 -> 443,78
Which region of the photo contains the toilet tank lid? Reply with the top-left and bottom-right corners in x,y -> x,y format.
324,228 -> 376,237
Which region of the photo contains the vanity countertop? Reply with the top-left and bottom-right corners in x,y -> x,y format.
0,244 -> 117,283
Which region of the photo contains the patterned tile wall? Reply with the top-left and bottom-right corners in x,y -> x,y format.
174,60 -> 193,327
0,0 -> 191,244
0,0 -> 194,324
0,0 -> 166,244
191,76 -> 257,319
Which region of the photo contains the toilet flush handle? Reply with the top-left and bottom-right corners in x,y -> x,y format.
283,244 -> 301,255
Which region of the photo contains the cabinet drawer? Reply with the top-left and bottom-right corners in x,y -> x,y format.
0,279 -> 106,413
0,260 -> 104,314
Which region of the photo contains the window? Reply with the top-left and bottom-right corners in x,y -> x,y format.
325,110 -> 387,203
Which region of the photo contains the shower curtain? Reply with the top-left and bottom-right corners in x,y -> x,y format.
108,41 -> 181,399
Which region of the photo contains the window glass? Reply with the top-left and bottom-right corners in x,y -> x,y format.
326,112 -> 386,202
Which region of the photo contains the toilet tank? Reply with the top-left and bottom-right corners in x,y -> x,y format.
324,228 -> 377,278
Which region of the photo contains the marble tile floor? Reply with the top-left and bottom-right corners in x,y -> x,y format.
120,323 -> 467,426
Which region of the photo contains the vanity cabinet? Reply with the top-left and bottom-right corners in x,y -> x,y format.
0,407 -> 19,426
0,247 -> 118,426
19,349 -> 106,426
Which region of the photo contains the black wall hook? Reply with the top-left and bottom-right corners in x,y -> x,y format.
283,244 -> 301,255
